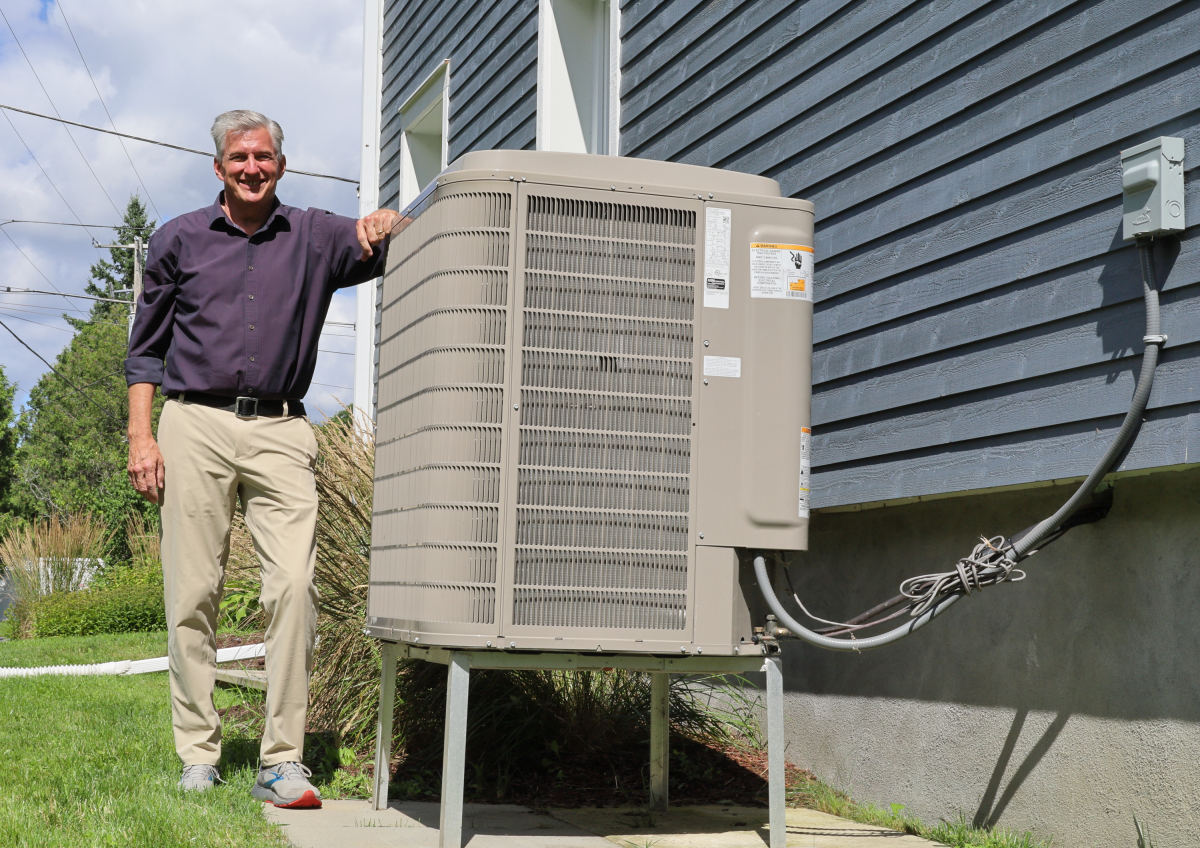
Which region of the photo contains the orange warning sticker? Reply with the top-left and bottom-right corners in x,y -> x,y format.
750,243 -> 813,302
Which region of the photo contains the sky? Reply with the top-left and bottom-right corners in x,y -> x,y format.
0,0 -> 369,420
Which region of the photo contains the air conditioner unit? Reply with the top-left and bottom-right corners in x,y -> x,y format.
367,150 -> 813,657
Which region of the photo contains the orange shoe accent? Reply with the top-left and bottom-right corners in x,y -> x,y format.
273,790 -> 322,809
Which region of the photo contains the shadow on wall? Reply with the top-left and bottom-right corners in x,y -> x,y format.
780,465 -> 1200,723
970,708 -> 1070,829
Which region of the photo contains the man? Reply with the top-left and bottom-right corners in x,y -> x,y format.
126,110 -> 398,807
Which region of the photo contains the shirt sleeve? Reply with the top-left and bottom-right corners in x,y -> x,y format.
124,230 -> 178,386
318,210 -> 390,289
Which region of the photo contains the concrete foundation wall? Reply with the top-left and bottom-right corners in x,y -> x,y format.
777,465 -> 1200,846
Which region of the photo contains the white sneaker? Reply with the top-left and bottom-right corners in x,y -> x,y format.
178,764 -> 222,792
251,761 -> 322,808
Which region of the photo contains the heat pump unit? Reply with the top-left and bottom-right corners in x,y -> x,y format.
367,150 -> 813,656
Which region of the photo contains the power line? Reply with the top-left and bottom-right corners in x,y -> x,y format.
0,6 -> 123,217
1,219 -> 150,229
0,103 -> 360,185
3,286 -> 131,304
310,381 -> 353,391
55,0 -> 161,221
318,349 -> 354,356
0,304 -> 128,330
0,227 -> 88,315
1,109 -> 98,243
0,317 -> 123,426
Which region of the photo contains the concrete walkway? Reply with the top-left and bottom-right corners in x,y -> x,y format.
265,800 -> 943,847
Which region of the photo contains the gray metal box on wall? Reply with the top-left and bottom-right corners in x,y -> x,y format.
366,150 -> 813,656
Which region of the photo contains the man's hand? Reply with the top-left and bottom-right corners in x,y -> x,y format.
128,382 -> 165,504
128,433 -> 166,504
356,209 -> 401,261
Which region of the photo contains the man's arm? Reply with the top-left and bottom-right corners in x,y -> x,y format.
128,382 -> 165,504
125,231 -> 176,504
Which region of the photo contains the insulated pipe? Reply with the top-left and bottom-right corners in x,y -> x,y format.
756,240 -> 1165,651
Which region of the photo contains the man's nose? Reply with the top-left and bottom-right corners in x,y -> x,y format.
243,157 -> 261,175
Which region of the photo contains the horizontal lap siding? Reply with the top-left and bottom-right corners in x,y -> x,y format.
381,0 -> 538,212
621,0 -> 1200,508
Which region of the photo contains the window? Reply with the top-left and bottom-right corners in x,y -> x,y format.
537,0 -> 619,155
397,59 -> 450,208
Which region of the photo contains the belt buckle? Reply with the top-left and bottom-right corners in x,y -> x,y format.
235,397 -> 258,419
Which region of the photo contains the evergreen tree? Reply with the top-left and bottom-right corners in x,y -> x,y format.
14,196 -> 162,558
0,366 -> 18,541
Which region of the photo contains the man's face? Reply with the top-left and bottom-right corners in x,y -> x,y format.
214,127 -> 285,207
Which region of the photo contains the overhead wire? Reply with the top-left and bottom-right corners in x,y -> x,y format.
55,0 -> 161,221
0,317 -> 123,426
0,103 -> 360,184
0,6 -> 123,217
0,227 -> 88,315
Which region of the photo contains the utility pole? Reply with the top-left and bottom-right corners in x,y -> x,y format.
93,236 -> 143,338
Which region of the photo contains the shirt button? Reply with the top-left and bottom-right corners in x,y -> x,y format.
250,357 -> 256,362
248,265 -> 254,270
249,324 -> 255,330
248,294 -> 255,300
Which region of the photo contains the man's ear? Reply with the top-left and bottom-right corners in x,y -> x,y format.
277,154 -> 286,180
214,157 -> 224,181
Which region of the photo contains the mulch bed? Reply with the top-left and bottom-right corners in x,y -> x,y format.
215,631 -> 265,671
384,735 -> 817,809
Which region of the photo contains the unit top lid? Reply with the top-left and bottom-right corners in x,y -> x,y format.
445,149 -> 784,200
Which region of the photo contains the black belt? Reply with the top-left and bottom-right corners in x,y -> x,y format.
171,392 -> 305,419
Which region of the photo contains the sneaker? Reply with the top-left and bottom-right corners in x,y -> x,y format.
251,762 -> 322,809
179,764 -> 222,792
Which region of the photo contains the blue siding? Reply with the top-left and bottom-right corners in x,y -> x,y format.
380,0 -> 538,212
621,0 -> 1200,507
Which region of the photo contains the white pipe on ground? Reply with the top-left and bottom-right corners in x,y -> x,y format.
0,642 -> 265,678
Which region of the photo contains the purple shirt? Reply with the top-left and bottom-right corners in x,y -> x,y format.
125,193 -> 386,399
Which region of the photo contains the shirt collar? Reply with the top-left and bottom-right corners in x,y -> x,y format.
209,192 -> 290,233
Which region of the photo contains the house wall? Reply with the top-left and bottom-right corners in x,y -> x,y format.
618,0 -> 1200,508
774,465 -> 1200,845
380,0 -> 538,212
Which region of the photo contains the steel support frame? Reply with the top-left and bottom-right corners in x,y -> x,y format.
369,644 -> 787,846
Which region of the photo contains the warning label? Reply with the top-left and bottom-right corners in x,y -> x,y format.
704,208 -> 732,309
799,426 -> 811,518
750,243 -> 813,302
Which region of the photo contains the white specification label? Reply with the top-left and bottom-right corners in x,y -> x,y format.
799,426 -> 811,518
703,355 -> 741,378
704,207 -> 732,309
750,243 -> 813,301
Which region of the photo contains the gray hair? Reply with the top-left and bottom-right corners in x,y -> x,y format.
211,110 -> 284,160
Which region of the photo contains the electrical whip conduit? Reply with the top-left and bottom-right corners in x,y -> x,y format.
757,239 -> 1166,652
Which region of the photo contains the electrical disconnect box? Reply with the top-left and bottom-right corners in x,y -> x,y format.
1121,137 -> 1185,240
366,150 -> 814,657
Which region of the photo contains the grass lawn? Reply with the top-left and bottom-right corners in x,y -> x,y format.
0,633 -> 284,847
0,631 -> 169,667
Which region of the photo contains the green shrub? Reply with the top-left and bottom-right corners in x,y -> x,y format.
30,584 -> 165,637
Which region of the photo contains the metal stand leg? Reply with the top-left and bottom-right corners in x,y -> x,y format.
439,652 -> 471,848
649,671 -> 669,811
371,641 -> 399,811
765,656 -> 786,848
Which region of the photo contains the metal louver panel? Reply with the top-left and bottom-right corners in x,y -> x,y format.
369,190 -> 512,629
513,197 -> 696,632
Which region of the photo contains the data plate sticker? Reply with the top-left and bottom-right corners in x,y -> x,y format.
704,208 -> 732,309
799,426 -> 811,518
751,243 -> 813,301
703,355 -> 741,378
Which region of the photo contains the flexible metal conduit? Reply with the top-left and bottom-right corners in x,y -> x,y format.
757,239 -> 1165,652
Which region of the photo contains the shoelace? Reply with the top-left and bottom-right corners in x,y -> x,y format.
181,764 -> 224,785
263,762 -> 313,782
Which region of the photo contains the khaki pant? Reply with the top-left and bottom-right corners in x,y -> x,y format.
158,398 -> 319,766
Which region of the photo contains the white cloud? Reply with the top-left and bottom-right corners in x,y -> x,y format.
0,0 -> 368,418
